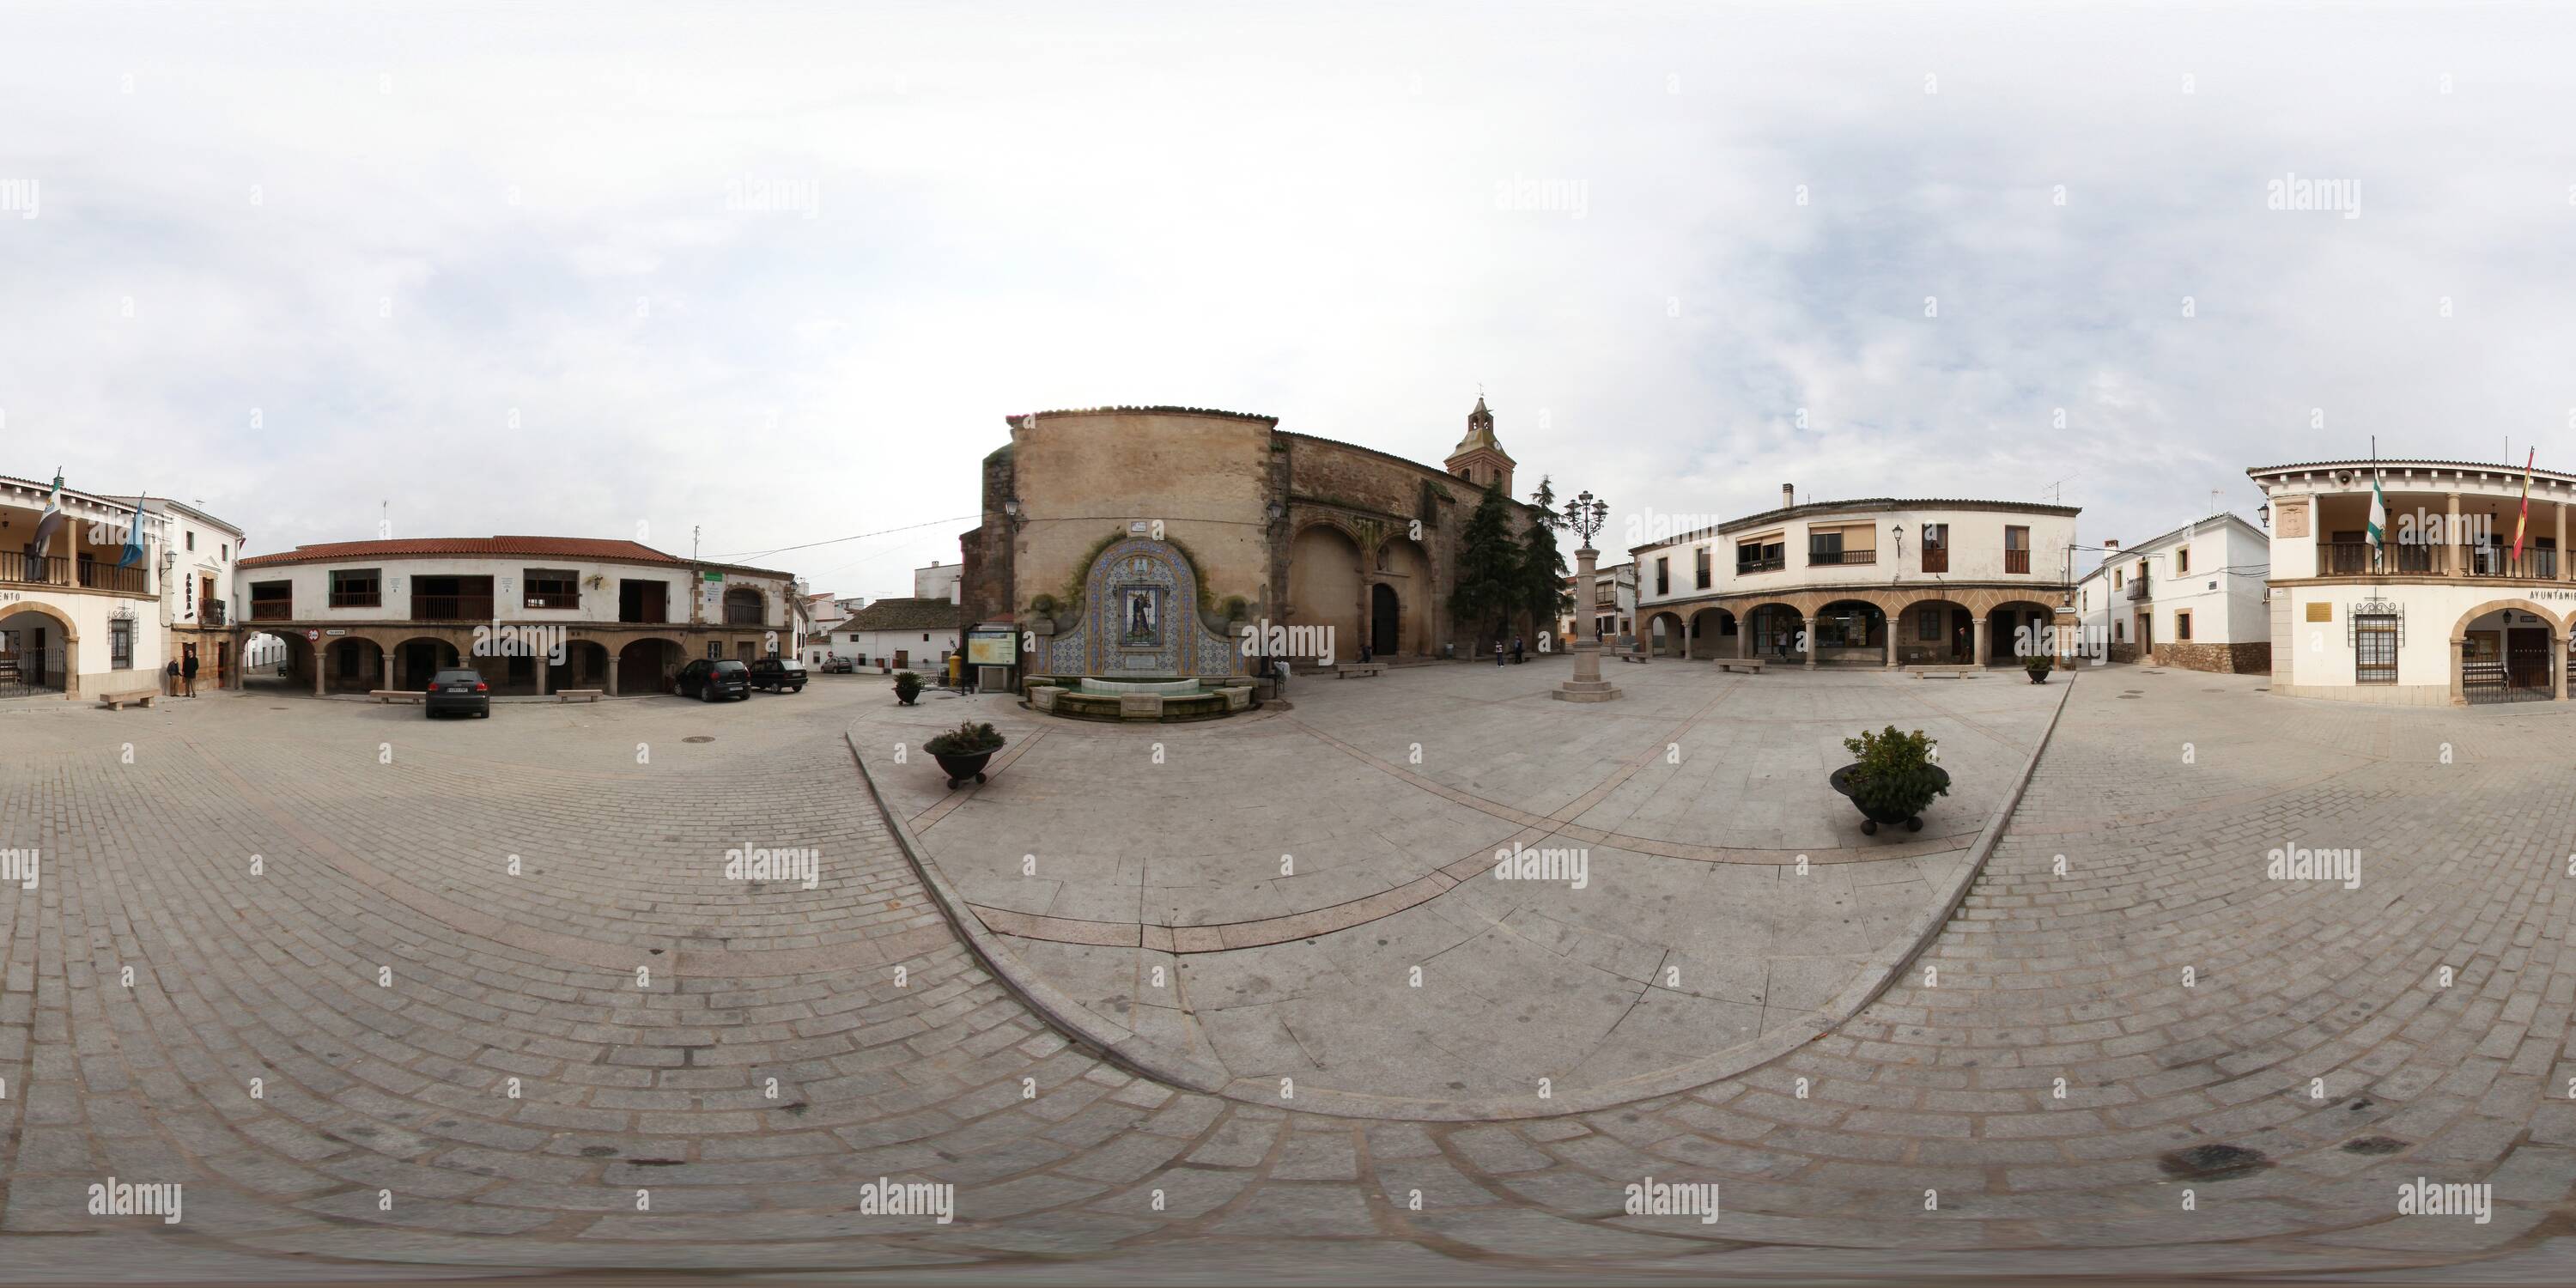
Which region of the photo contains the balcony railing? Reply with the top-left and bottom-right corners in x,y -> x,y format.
1921,549 -> 1948,574
411,595 -> 495,621
248,599 -> 293,622
1807,549 -> 1877,566
2315,542 -> 2555,578
201,600 -> 228,627
2004,549 -> 2031,574
2123,574 -> 2150,601
76,561 -> 149,593
1735,556 -> 1786,575
0,551 -> 153,594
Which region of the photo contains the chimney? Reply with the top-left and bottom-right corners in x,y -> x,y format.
1781,483 -> 1795,509
2104,538 -> 2120,551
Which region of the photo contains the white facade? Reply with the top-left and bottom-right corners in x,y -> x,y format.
237,555 -> 795,634
913,562 -> 963,602
1627,492 -> 2080,666
0,472 -> 225,700
841,626 -> 960,672
2072,512 -> 2269,669
2254,458 -> 2576,705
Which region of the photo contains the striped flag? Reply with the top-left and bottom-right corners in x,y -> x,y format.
26,469 -> 65,560
2365,461 -> 2388,568
2512,447 -> 2537,561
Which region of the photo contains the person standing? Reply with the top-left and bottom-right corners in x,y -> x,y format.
1512,635 -> 1524,665
165,657 -> 180,696
182,649 -> 200,697
1493,639 -> 1504,667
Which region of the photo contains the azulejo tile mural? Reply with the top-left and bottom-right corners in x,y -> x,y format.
1044,536 -> 1242,678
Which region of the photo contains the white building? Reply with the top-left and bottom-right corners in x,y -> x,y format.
2252,457 -> 2576,705
2071,512 -> 2270,671
913,561 -> 962,602
1,471 -> 185,700
1559,561 -> 1637,647
234,536 -> 800,696
128,496 -> 246,688
836,597 -> 961,673
1629,486 -> 2080,666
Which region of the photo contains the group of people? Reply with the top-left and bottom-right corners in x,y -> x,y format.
1492,635 -> 1526,665
163,652 -> 200,696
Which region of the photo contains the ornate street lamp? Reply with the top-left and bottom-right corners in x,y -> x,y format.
1552,489 -> 1621,703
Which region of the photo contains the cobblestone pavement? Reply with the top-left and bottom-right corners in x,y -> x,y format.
4,665 -> 2576,1283
854,660 -> 2056,1109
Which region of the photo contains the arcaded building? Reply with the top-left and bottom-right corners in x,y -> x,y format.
958,401 -> 1543,681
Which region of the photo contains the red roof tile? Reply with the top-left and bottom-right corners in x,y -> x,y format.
240,535 -> 693,570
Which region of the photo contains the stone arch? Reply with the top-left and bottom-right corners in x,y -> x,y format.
1742,602 -> 1806,662
1984,598 -> 2058,666
0,599 -> 80,697
321,635 -> 388,695
558,640 -> 612,693
1887,596 -> 1975,666
388,635 -> 464,690
1645,610 -> 1689,657
617,636 -> 685,696
1687,606 -> 1736,659
2450,598 -> 2564,705
1812,598 -> 1891,665
1287,524 -> 1366,665
722,585 -> 765,626
1376,535 -> 1435,657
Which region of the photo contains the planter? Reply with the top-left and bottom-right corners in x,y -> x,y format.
1830,762 -> 1952,835
932,749 -> 996,788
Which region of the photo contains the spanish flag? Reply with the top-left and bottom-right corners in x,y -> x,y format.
2512,447 -> 2536,561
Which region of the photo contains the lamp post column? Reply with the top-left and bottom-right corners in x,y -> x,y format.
1553,492 -> 1621,703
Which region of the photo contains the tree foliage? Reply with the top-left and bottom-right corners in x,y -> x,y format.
1449,479 -> 1523,647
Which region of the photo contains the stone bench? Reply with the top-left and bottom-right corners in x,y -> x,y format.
95,688 -> 157,710
556,689 -> 604,703
368,690 -> 425,704
1615,650 -> 1650,664
1335,665 -> 1385,679
1911,667 -> 1976,680
1716,658 -> 1767,674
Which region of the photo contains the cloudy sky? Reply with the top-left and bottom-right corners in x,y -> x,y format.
3,2 -> 2572,598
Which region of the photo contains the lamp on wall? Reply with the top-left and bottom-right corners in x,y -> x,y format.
1266,501 -> 1285,523
2257,500 -> 2270,528
1002,498 -> 1021,519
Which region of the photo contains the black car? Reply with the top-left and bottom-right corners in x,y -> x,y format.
675,658 -> 751,702
424,668 -> 490,719
745,657 -> 807,693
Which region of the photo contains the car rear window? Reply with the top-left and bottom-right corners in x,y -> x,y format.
713,660 -> 749,673
432,670 -> 483,683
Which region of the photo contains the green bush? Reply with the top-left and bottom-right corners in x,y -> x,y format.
1840,725 -> 1948,817
925,720 -> 1005,756
892,671 -> 924,703
2024,653 -> 2055,679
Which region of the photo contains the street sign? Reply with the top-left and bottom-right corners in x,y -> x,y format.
306,629 -> 319,641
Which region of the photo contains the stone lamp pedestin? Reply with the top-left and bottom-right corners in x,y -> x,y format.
1553,541 -> 1621,703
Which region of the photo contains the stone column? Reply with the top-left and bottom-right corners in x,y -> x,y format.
1972,617 -> 1990,668
607,647 -> 621,697
2448,491 -> 2464,576
1738,617 -> 1752,659
1886,609 -> 1901,668
312,640 -> 325,697
2450,633 -> 2467,706
1801,610 -> 1816,670
536,653 -> 550,698
2558,500 -> 2567,580
1552,543 -> 1620,702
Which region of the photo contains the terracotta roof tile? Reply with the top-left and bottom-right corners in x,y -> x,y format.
240,536 -> 708,570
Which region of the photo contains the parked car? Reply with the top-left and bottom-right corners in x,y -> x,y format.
424,668 -> 490,719
747,657 -> 808,692
674,658 -> 751,702
817,657 -> 853,674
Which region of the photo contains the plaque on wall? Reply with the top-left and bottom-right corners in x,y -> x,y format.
2277,501 -> 2309,538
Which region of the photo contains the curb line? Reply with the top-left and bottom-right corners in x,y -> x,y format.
847,672 -> 2078,1120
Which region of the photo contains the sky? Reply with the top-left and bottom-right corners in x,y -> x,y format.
3,1 -> 2573,599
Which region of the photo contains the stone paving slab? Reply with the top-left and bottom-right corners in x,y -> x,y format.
3,664 -> 2573,1283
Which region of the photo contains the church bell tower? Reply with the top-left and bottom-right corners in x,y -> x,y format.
1444,396 -> 1516,497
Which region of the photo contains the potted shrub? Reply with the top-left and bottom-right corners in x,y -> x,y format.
893,671 -> 924,705
1831,725 -> 1951,835
925,720 -> 1005,787
2024,653 -> 2054,683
